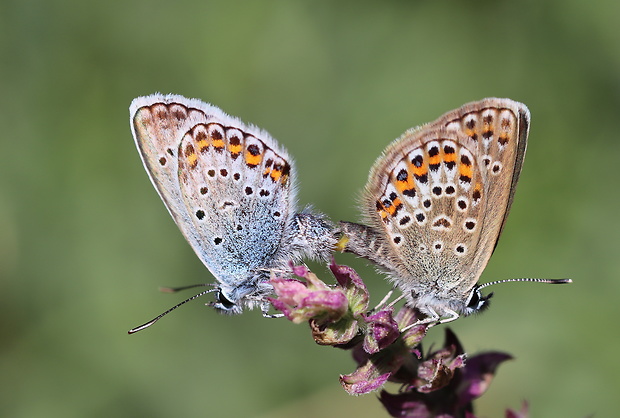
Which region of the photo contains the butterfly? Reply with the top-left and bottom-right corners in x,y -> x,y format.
340,98 -> 569,325
129,94 -> 334,331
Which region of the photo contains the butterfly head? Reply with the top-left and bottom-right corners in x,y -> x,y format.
212,288 -> 243,314
463,285 -> 494,316
211,276 -> 274,315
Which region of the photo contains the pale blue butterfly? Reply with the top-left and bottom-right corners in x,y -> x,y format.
129,94 -> 334,332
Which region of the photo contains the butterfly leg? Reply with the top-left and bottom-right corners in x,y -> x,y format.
437,309 -> 460,325
399,308 -> 440,332
261,301 -> 284,318
369,286 -> 400,313
262,312 -> 284,319
385,292 -> 406,309
399,306 -> 459,332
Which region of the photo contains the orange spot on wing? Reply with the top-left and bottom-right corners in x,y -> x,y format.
395,179 -> 411,193
245,151 -> 262,166
444,152 -> 456,164
394,170 -> 414,193
498,133 -> 509,145
185,146 -> 198,169
472,183 -> 483,201
270,168 -> 282,182
377,208 -> 389,223
212,137 -> 225,150
411,163 -> 427,177
207,124 -> 226,151
229,142 -> 242,156
385,197 -> 401,216
459,163 -> 472,179
195,137 -> 209,153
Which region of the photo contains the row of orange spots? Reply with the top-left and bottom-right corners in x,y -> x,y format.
191,123 -> 245,158
188,124 -> 223,156
183,123 -> 263,173
185,121 -> 291,184
385,143 -> 455,221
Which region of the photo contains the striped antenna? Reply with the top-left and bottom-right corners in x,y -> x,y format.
477,278 -> 572,291
128,287 -> 216,334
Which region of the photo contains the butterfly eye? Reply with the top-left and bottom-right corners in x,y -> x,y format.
465,287 -> 493,313
216,291 -> 236,310
466,289 -> 481,310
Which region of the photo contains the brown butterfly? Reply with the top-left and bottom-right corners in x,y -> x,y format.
340,98 -> 569,325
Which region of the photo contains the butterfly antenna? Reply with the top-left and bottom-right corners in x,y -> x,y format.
159,283 -> 214,293
128,288 -> 217,334
477,277 -> 572,291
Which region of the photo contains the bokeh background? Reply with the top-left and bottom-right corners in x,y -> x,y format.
2,1 -> 619,417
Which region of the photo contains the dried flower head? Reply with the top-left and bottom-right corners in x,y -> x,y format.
269,262 -> 514,417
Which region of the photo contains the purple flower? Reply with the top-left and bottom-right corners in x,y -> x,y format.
329,262 -> 369,316
340,306 -> 429,395
379,328 -> 513,418
339,361 -> 392,395
269,262 -> 514,416
269,264 -> 348,325
362,308 -> 400,354
270,261 -> 375,345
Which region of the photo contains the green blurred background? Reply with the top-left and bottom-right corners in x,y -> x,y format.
2,0 -> 618,416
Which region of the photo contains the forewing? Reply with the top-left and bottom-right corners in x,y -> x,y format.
361,98 -> 529,293
130,94 -> 296,285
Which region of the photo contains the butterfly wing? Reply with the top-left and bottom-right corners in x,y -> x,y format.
343,98 -> 529,306
130,94 -> 297,295
432,98 -> 529,252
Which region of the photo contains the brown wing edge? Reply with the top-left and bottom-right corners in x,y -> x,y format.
491,102 -> 530,252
